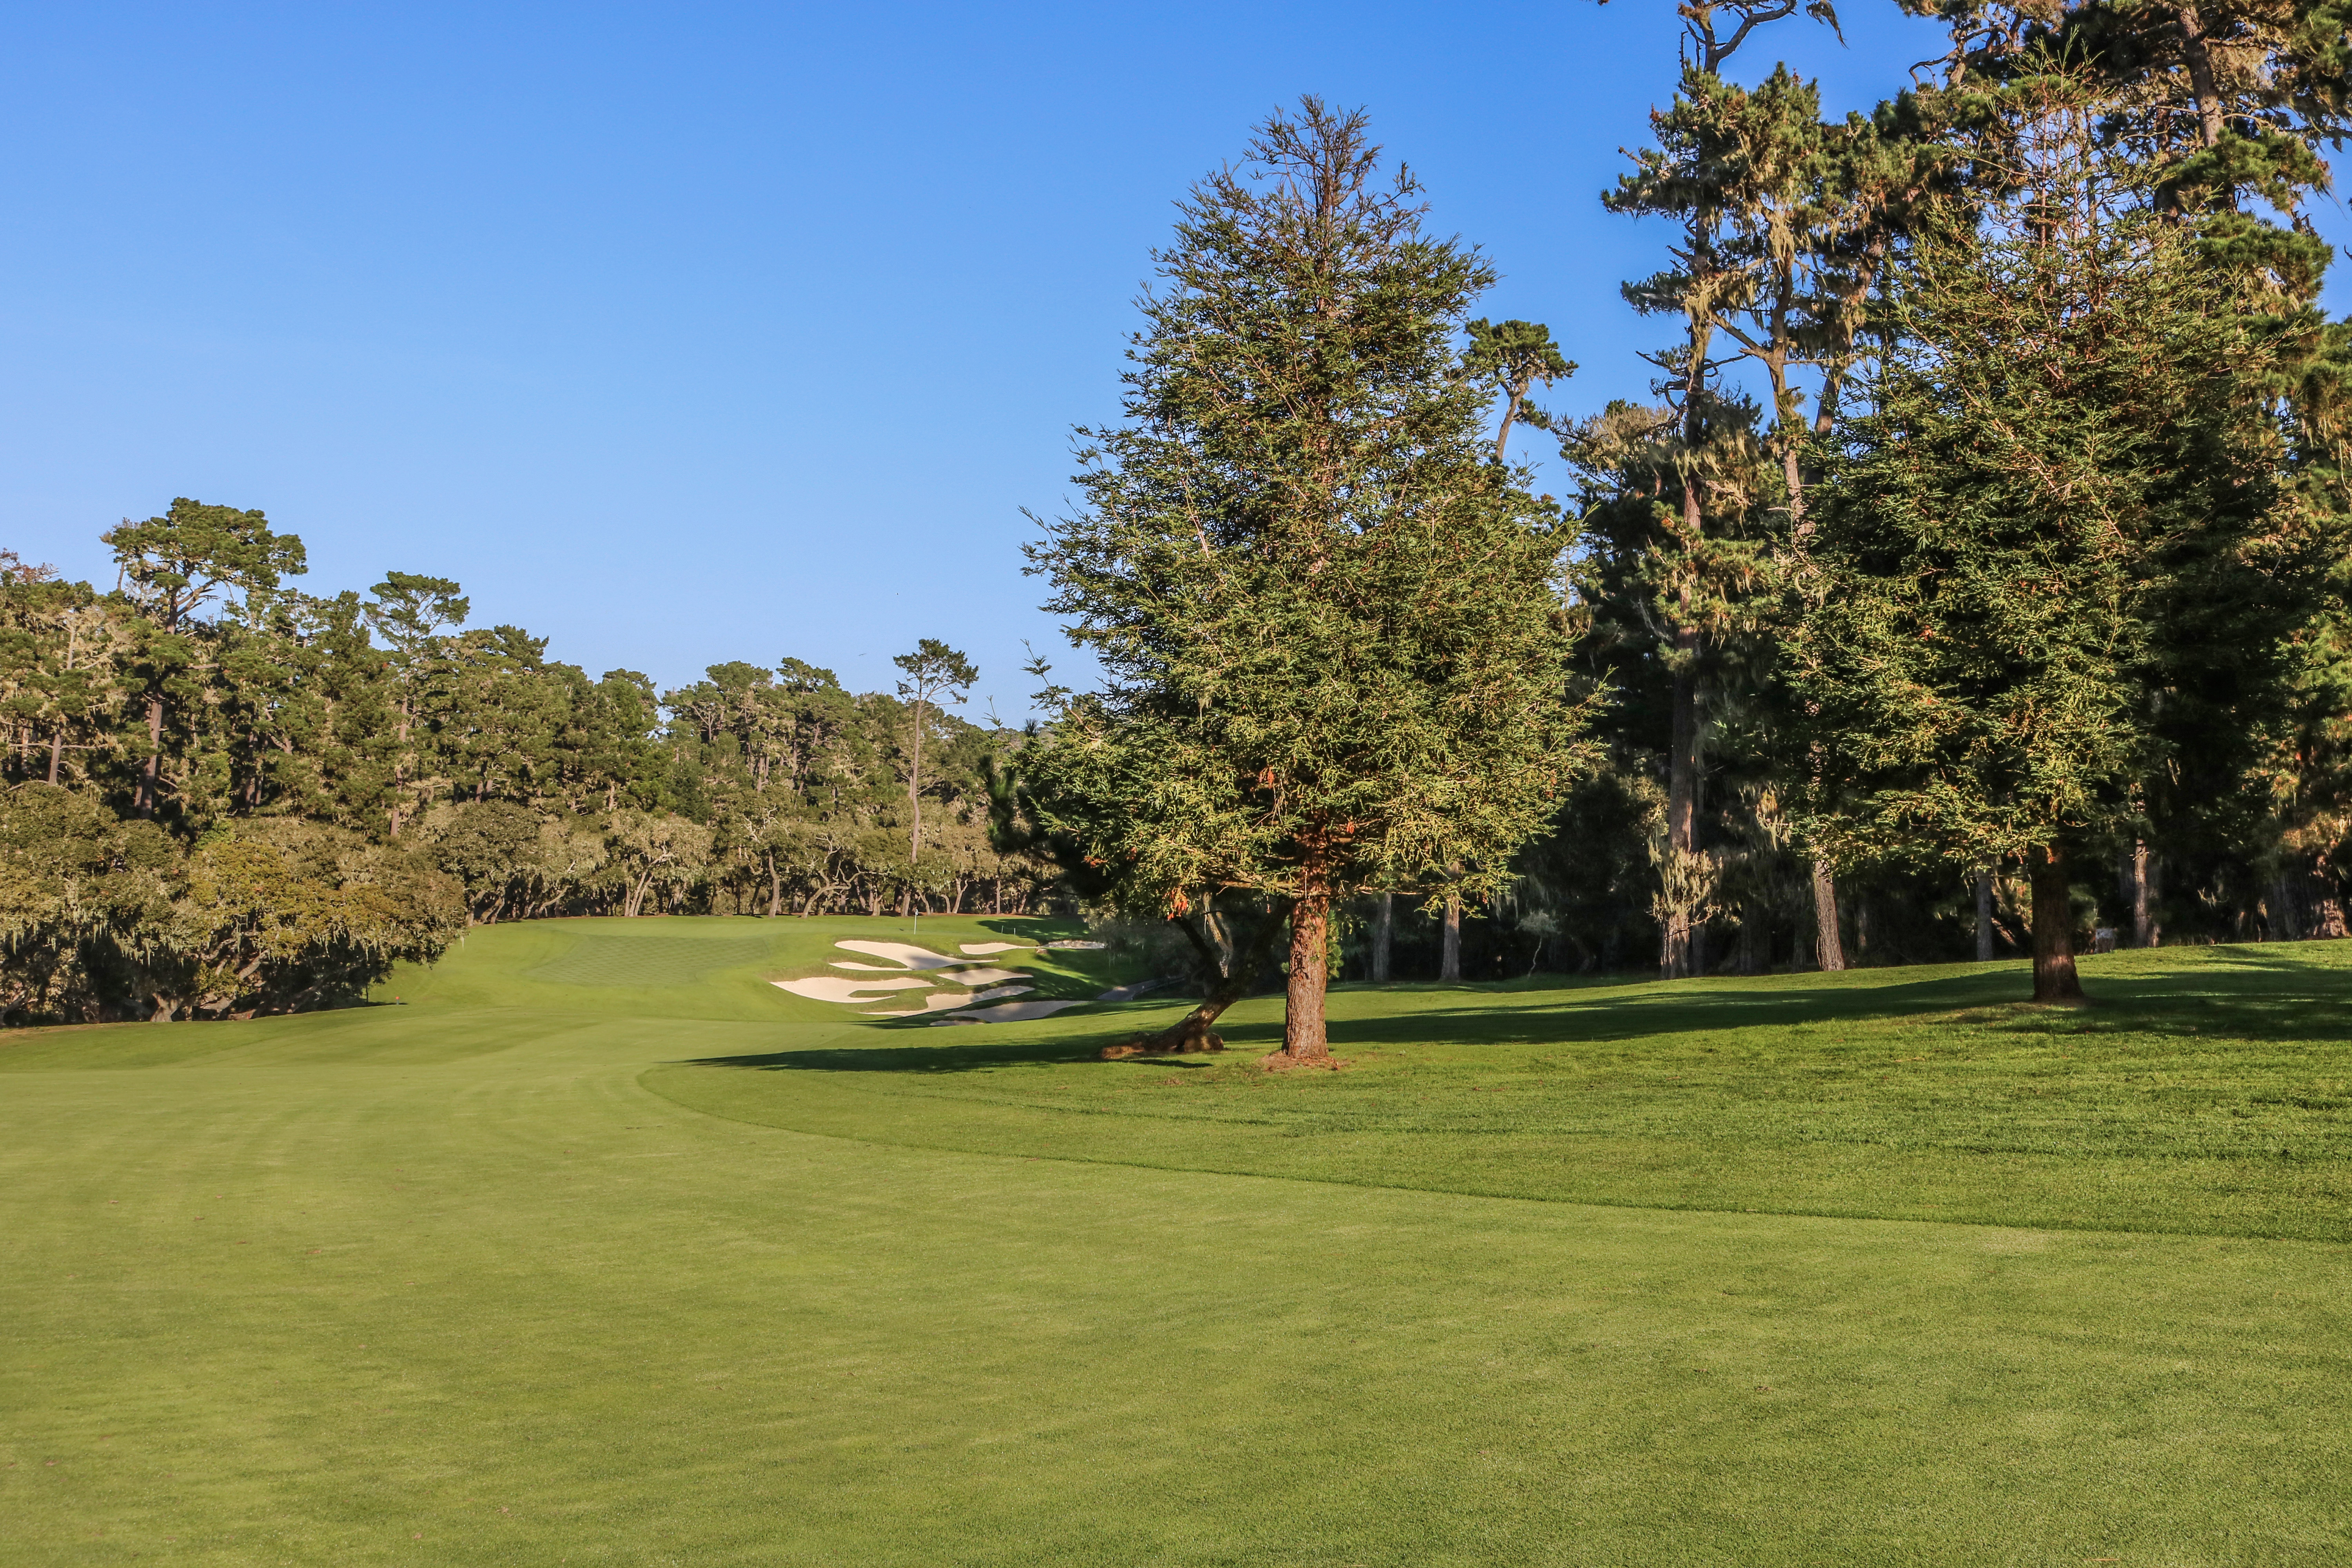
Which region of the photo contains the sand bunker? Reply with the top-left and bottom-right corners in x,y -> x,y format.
774,939 -> 1101,1027
771,975 -> 931,1005
919,966 -> 1028,987
833,940 -> 983,971
857,982 -> 1038,1018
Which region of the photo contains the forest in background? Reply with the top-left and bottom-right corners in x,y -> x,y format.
0,522 -> 1058,1021
13,0 -> 2352,1026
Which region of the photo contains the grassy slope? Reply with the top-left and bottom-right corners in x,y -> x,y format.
653,942 -> 2352,1242
0,916 -> 2344,1566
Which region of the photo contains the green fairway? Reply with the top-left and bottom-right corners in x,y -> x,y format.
4,917 -> 2348,1565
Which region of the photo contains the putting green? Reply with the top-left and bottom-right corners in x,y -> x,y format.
3,916 -> 2347,1565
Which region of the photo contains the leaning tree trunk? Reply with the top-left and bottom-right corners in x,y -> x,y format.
1102,903 -> 1286,1058
1107,973 -> 1248,1058
2029,848 -> 2084,1004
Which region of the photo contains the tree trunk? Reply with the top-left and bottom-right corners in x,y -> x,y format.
2029,848 -> 2084,1004
1103,904 -> 1286,1059
138,693 -> 165,817
1440,893 -> 1461,981
1371,892 -> 1393,983
1108,974 -> 1241,1057
765,851 -> 783,918
2176,4 -> 2226,149
1811,859 -> 1846,971
1975,870 -> 1994,962
1276,882 -> 1332,1062
2269,869 -> 2303,942
2132,842 -> 2157,948
46,730 -> 63,786
1661,647 -> 1701,978
908,700 -> 925,862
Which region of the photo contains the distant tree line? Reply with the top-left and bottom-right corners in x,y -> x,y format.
0,512 -> 1050,1022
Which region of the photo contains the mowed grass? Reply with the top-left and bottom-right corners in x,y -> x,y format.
0,917 -> 2345,1566
662,941 -> 2352,1243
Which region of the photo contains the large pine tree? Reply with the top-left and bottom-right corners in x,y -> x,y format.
1025,100 -> 1590,1064
1791,111 -> 2319,999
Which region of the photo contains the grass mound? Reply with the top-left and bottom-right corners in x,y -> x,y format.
2,919 -> 2347,1566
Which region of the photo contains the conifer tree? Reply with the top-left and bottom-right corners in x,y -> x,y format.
1025,100 -> 1590,1063
103,500 -> 306,821
1903,1 -> 2352,938
1599,1 -> 1846,977
1792,95 -> 2320,1000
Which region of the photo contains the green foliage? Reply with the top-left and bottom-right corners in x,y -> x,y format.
1794,212 -> 2317,877
1463,317 -> 1575,457
1025,101 -> 1589,927
0,511 -> 1059,1021
0,783 -> 177,1023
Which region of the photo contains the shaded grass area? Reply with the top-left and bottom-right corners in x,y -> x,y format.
2,921 -> 2348,1564
652,943 -> 2352,1241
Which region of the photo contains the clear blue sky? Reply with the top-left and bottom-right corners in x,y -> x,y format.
3,2 -> 2344,715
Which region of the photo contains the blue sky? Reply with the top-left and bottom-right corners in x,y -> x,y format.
3,2 -> 2343,715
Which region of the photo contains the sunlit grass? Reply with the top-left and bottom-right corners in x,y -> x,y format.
3,919 -> 2346,1565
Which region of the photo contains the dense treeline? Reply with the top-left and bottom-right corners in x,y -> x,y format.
0,512 -> 1051,1022
1449,0 -> 2352,1000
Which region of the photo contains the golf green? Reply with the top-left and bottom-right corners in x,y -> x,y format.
4,915 -> 2347,1565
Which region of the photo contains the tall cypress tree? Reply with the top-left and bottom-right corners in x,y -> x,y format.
1025,100 -> 1590,1064
1791,100 -> 2319,1000
1599,1 -> 1846,978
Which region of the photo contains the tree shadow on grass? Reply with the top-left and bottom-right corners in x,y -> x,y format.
1336,950 -> 2352,1048
690,1027 -> 1171,1076
687,946 -> 2352,1077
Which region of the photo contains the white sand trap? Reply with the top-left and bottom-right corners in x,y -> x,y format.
772,975 -> 929,1004
771,941 -> 1077,1026
929,966 -> 1028,987
860,983 -> 1035,1019
833,940 -> 972,971
945,999 -> 1087,1023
